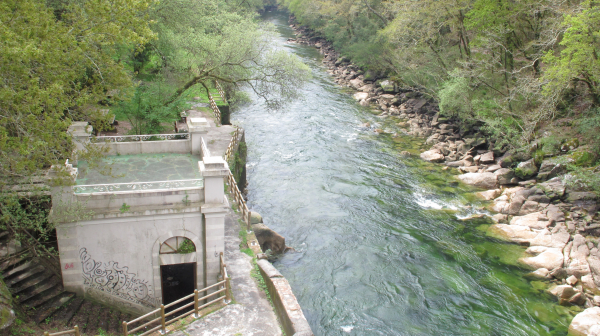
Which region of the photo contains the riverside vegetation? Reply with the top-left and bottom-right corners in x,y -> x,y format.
282,1 -> 600,334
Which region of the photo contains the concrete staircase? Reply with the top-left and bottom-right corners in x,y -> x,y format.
0,233 -> 139,335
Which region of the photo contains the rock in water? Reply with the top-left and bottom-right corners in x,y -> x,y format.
251,211 -> 263,224
420,149 -> 445,163
251,223 -> 286,254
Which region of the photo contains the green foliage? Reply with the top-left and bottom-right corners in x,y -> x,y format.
177,239 -> 196,254
438,70 -> 472,119
119,203 -> 131,213
543,1 -> 600,104
0,0 -> 155,179
114,82 -> 181,134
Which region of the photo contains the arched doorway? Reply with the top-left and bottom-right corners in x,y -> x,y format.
160,237 -> 196,314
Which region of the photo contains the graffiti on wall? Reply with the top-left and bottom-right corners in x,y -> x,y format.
80,248 -> 159,308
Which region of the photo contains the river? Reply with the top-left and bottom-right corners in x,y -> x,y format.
231,10 -> 576,336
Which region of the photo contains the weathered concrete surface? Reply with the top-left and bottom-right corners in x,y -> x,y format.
188,105 -> 236,157
257,259 -> 314,336
171,208 -> 281,336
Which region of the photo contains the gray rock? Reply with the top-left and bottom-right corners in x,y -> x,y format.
379,80 -> 396,93
457,172 -> 498,189
515,159 -> 538,179
251,212 -> 263,224
251,223 -> 286,254
538,178 -> 566,200
538,159 -> 567,181
480,151 -> 495,164
567,192 -> 599,203
495,168 -> 515,185
420,149 -> 445,162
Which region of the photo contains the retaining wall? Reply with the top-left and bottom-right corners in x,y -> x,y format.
256,259 -> 313,336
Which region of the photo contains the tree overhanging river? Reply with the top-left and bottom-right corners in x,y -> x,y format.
232,10 -> 577,336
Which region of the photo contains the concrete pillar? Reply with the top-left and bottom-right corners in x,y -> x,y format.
187,117 -> 209,155
67,122 -> 92,166
199,156 -> 229,288
47,162 -> 83,295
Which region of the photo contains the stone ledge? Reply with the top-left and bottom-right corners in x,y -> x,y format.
257,259 -> 313,336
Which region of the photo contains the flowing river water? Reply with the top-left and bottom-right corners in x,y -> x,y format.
231,10 -> 578,336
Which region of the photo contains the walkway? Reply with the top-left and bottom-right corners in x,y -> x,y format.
170,207 -> 282,336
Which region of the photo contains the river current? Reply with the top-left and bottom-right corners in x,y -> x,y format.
231,11 -> 575,336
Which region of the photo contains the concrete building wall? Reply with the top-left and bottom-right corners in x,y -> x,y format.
74,188 -> 204,210
91,139 -> 191,156
57,211 -> 204,315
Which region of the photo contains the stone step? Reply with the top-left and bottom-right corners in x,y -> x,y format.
17,276 -> 61,303
83,303 -> 103,334
0,231 -> 9,242
5,264 -> 45,286
0,240 -> 24,258
69,300 -> 93,333
33,292 -> 75,324
49,296 -> 84,326
0,254 -> 29,272
10,270 -> 54,295
22,283 -> 63,308
3,260 -> 34,278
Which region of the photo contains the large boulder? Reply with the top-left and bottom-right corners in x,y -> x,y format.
353,92 -> 369,101
420,149 -> 445,163
252,223 -> 286,254
251,211 -> 263,224
515,159 -> 538,179
349,78 -> 364,90
520,248 -> 564,270
537,158 -> 567,181
530,228 -> 570,249
510,212 -> 548,229
495,168 -> 516,185
379,80 -> 396,93
486,224 -> 538,244
538,177 -> 566,200
457,172 -> 498,189
479,151 -> 495,164
569,307 -> 600,336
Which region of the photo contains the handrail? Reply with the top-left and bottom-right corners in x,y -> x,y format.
200,137 -> 211,158
227,172 -> 252,232
223,127 -> 251,231
208,93 -> 222,126
44,326 -> 79,336
224,127 -> 241,163
121,278 -> 230,336
73,179 -> 204,194
215,81 -> 228,105
90,133 -> 189,143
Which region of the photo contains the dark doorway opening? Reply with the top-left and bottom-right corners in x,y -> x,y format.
160,263 -> 196,315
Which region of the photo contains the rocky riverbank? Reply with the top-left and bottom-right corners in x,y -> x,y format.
288,15 -> 600,335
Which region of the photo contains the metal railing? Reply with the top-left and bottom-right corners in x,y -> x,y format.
44,327 -> 80,336
73,179 -> 204,194
224,127 -> 241,163
90,133 -> 189,143
208,93 -> 222,126
122,257 -> 230,336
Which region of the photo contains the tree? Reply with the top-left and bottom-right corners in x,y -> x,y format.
148,0 -> 310,109
0,0 -> 155,180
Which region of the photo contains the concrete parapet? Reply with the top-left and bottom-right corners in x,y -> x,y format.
256,259 -> 313,336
